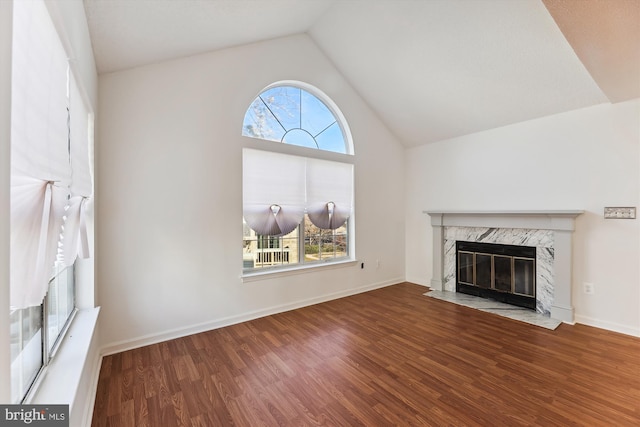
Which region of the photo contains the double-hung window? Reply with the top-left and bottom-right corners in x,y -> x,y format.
242,83 -> 354,273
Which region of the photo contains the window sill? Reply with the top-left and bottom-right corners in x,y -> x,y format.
28,307 -> 100,413
241,259 -> 359,283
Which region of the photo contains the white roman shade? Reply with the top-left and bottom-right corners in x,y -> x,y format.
243,149 -> 306,236
10,0 -> 93,309
60,194 -> 90,267
243,148 -> 353,236
10,177 -> 68,309
306,158 -> 353,230
68,75 -> 93,198
59,75 -> 93,267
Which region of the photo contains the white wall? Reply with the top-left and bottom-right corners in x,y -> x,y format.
405,100 -> 640,336
96,34 -> 406,350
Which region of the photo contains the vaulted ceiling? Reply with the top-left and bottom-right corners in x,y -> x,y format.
83,0 -> 640,147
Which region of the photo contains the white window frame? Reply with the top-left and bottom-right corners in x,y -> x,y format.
241,81 -> 356,280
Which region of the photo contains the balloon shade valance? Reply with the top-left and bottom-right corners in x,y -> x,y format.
243,204 -> 305,237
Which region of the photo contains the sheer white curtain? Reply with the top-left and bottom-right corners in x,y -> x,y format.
10,0 -> 92,309
243,148 -> 353,235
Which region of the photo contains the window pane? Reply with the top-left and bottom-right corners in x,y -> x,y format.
304,217 -> 348,262
46,263 -> 75,355
243,219 -> 299,269
301,90 -> 335,137
315,122 -> 346,154
10,306 -> 42,403
242,97 -> 286,142
260,86 -> 301,131
282,128 -> 318,149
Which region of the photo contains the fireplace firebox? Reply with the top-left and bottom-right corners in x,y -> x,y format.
456,241 -> 536,310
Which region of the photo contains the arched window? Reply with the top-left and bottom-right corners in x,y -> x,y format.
242,83 -> 354,272
242,85 -> 349,154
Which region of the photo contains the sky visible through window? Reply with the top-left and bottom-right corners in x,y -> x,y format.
243,86 -> 347,154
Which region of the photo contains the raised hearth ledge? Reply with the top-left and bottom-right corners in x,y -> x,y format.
423,210 -> 584,324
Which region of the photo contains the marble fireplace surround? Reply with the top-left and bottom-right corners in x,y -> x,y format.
424,210 -> 583,323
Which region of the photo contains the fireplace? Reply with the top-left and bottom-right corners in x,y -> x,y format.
456,241 -> 536,310
424,210 -> 584,323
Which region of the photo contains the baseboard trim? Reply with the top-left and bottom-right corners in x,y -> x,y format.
101,277 -> 403,356
550,304 -> 574,324
575,314 -> 640,337
403,274 -> 429,287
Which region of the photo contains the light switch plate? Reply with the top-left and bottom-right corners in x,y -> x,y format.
604,207 -> 636,219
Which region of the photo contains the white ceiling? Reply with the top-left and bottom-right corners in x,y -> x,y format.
83,0 -> 640,147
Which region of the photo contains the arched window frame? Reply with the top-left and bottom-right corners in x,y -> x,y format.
243,81 -> 354,155
241,81 -> 357,279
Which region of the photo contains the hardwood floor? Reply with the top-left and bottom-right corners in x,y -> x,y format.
92,282 -> 640,426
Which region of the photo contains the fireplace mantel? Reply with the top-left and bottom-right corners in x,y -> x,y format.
424,210 -> 584,230
424,210 -> 584,323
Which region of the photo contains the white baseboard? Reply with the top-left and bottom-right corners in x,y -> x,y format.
404,275 -> 429,287
575,314 -> 640,337
101,277 -> 403,356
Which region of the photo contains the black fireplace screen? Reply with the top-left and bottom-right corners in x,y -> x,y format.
456,241 -> 536,309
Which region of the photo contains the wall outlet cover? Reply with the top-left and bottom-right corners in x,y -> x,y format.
604,207 -> 636,219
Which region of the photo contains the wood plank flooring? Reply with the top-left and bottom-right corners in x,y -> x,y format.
92,282 -> 640,426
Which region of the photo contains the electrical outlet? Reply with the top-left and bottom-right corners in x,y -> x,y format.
376,259 -> 380,269
583,282 -> 595,295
